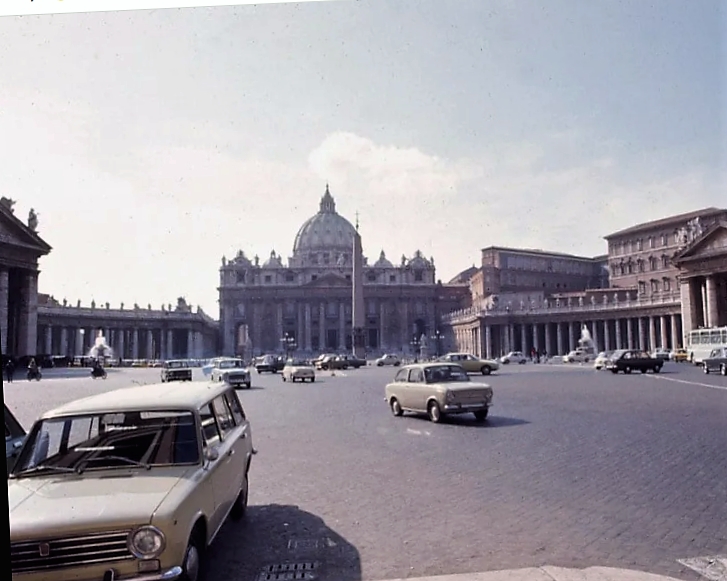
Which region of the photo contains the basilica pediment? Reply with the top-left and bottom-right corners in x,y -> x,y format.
302,272 -> 351,288
0,203 -> 52,255
673,221 -> 727,264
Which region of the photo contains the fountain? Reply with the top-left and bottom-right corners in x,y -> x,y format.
577,324 -> 597,355
88,330 -> 114,360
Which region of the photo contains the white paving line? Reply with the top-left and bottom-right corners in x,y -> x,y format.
678,555 -> 727,581
643,374 -> 727,391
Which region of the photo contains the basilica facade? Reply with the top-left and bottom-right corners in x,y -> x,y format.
218,186 -> 468,358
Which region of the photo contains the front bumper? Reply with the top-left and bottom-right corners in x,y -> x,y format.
443,402 -> 490,413
129,566 -> 183,580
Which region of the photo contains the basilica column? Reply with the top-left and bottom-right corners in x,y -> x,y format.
146,330 -> 153,359
660,316 -> 669,350
520,324 -> 527,354
276,303 -> 284,352
44,325 -> 52,354
379,302 -> 387,351
304,303 -> 312,351
637,318 -> 645,350
485,324 -> 492,358
545,323 -> 554,357
187,330 -> 194,359
60,327 -> 69,357
603,320 -> 611,351
297,304 -> 304,349
339,302 -> 346,350
705,276 -> 719,328
319,302 -> 326,350
680,278 -> 696,338
166,329 -> 173,359
17,271 -> 39,357
400,302 -> 409,352
627,318 -> 634,349
671,314 -> 681,349
556,323 -> 564,355
118,329 -> 126,359
649,317 -> 657,351
568,322 -> 577,353
130,329 -> 138,359
0,268 -> 8,355
615,319 -> 622,349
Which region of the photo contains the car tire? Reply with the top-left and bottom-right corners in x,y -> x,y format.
245,382 -> 251,389
703,365 -> 709,374
180,530 -> 205,581
481,366 -> 491,375
624,367 -> 632,374
377,362 -> 383,366
474,409 -> 488,421
653,366 -> 661,373
611,369 -> 618,374
394,361 -> 400,366
720,364 -> 726,376
310,377 -> 315,382
390,398 -> 403,417
427,400 -> 442,423
230,473 -> 249,521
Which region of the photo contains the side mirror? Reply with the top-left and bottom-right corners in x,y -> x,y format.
204,447 -> 219,462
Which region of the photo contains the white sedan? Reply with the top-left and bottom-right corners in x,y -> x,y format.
282,359 -> 316,382
593,351 -> 612,370
500,351 -> 527,364
376,354 -> 401,366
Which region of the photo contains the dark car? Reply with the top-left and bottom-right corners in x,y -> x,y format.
606,349 -> 663,374
256,354 -> 281,373
702,347 -> 727,375
160,359 -> 193,382
340,354 -> 366,368
5,404 -> 26,476
316,355 -> 349,371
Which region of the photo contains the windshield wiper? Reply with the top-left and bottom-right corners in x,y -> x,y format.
77,455 -> 151,473
14,464 -> 78,476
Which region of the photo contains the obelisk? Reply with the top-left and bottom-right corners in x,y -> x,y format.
352,214 -> 366,358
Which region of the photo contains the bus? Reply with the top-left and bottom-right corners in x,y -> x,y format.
686,327 -> 727,364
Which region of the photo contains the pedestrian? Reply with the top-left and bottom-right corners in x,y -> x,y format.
5,358 -> 15,382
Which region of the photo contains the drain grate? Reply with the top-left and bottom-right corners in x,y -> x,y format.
258,563 -> 318,581
288,539 -> 320,551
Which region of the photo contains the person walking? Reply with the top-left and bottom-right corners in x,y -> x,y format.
5,358 -> 15,382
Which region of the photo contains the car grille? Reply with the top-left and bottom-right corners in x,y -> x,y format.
227,372 -> 248,380
11,530 -> 133,573
453,389 -> 490,403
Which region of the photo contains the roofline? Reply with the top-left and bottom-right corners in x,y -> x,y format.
604,207 -> 727,240
480,246 -> 601,262
0,204 -> 53,254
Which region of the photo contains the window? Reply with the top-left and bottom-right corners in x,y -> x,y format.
638,260 -> 644,272
389,275 -> 396,282
661,234 -> 667,246
311,275 -> 318,281
407,368 -> 424,382
637,239 -> 643,250
663,278 -> 671,292
236,271 -> 246,283
649,237 -> 655,249
414,271 -> 423,282
661,256 -> 669,269
638,281 -> 646,294
367,273 -> 377,282
649,257 -> 657,270
285,273 -> 295,282
264,275 -> 272,283
200,404 -> 220,446
651,280 -> 659,293
394,369 -> 408,382
211,396 -> 235,437
345,275 -> 351,281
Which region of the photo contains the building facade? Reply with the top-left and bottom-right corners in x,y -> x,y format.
444,207 -> 727,357
0,198 -> 51,358
218,186 -> 469,358
35,296 -> 219,360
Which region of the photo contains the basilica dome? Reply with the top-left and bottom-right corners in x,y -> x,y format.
292,185 -> 358,260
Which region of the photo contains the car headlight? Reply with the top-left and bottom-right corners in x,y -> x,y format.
445,390 -> 455,402
128,526 -> 165,559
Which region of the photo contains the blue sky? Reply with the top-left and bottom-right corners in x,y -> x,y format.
0,0 -> 724,314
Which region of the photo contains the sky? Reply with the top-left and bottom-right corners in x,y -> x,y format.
0,0 -> 725,315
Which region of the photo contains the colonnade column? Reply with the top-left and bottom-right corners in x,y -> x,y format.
705,276 -> 718,328
305,303 -> 312,351
319,302 -> 326,350
615,319 -> 622,349
146,330 -> 153,359
637,318 -> 645,350
485,325 -> 492,358
545,323 -> 554,356
556,323 -> 564,356
61,327 -> 69,357
0,268 -> 8,355
118,329 -> 126,359
603,320 -> 611,351
166,329 -> 173,359
670,314 -> 681,349
649,317 -> 657,351
276,303 -> 284,351
568,322 -> 577,353
627,318 -> 634,349
187,330 -> 194,359
297,304 -> 304,350
44,325 -> 52,354
338,302 -> 346,350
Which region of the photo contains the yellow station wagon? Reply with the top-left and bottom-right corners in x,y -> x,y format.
9,381 -> 255,581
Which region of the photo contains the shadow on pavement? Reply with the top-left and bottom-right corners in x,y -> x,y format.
441,414 -> 530,428
209,504 -> 361,581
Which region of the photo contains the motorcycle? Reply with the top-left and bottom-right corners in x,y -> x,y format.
27,367 -> 42,381
91,366 -> 107,379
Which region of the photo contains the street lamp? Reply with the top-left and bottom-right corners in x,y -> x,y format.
433,329 -> 443,357
280,332 -> 296,359
410,334 -> 421,362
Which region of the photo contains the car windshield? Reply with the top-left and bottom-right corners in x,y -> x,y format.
288,359 -> 311,366
167,360 -> 187,368
217,359 -> 244,368
424,365 -> 470,383
11,410 -> 199,477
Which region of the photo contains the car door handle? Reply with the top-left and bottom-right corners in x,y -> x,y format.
227,448 -> 235,456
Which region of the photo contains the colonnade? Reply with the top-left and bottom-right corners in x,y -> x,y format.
454,313 -> 683,359
37,324 -> 208,360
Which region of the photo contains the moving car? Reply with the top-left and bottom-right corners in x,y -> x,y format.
8,381 -> 254,581
339,354 -> 366,368
385,362 -> 493,423
438,352 -> 499,375
375,354 -> 401,367
255,354 -> 281,373
5,403 -> 26,476
211,357 -> 252,389
702,347 -> 727,375
605,349 -> 663,374
500,351 -> 527,364
671,348 -> 689,363
593,351 -> 612,370
562,348 -> 591,363
161,359 -> 193,382
316,354 -> 349,371
282,358 -> 316,382
652,348 -> 671,361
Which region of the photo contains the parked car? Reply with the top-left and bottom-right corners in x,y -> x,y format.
562,348 -> 591,363
593,351 -> 613,370
339,354 -> 366,368
605,349 -> 663,374
652,348 -> 671,361
500,351 -> 527,364
702,347 -> 727,375
385,362 -> 493,423
8,381 -> 254,581
161,359 -> 193,382
375,353 -> 401,367
5,404 -> 26,477
282,358 -> 316,382
211,357 -> 251,389
438,352 -> 499,375
671,348 -> 689,363
255,354 -> 280,373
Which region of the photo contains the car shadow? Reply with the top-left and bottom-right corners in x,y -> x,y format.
208,504 -> 361,581
404,413 -> 529,428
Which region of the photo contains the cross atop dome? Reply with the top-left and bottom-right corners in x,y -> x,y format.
320,183 -> 336,213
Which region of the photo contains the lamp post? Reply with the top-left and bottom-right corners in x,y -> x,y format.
433,329 -> 443,358
280,332 -> 296,360
78,329 -> 85,364
410,334 -> 421,363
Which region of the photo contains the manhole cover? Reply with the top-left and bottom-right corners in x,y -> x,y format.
258,563 -> 318,581
288,539 -> 320,551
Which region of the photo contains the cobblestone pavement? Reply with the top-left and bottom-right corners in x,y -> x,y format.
4,360 -> 726,581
